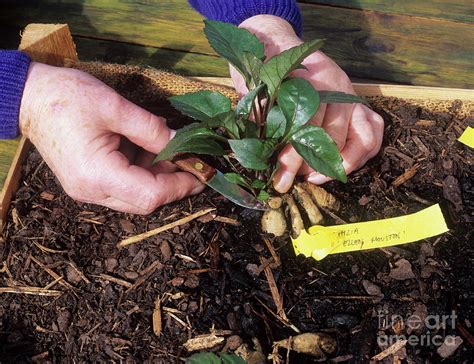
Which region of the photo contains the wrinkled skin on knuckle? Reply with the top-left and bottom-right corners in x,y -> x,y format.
372,112 -> 385,129
138,190 -> 163,215
361,128 -> 377,153
144,115 -> 170,152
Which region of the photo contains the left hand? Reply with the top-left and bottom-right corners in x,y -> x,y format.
231,15 -> 384,193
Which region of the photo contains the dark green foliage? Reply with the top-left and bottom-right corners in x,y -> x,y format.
186,352 -> 246,364
155,20 -> 364,202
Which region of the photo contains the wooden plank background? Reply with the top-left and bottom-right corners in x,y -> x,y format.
0,0 -> 473,87
0,140 -> 20,188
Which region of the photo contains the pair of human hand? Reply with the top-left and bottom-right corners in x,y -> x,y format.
19,15 -> 383,214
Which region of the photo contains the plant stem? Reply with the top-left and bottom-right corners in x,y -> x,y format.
252,103 -> 261,131
257,94 -> 266,139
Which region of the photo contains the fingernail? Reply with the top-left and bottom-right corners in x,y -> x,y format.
169,129 -> 177,140
274,171 -> 295,193
307,173 -> 331,185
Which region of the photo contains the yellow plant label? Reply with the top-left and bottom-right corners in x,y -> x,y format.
458,127 -> 474,148
292,204 -> 448,260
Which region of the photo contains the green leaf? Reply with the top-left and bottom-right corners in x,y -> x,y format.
154,127 -> 225,162
235,84 -> 264,118
187,352 -> 221,364
259,38 -> 324,98
169,91 -> 231,122
221,354 -> 246,364
291,125 -> 347,182
257,190 -> 270,201
229,138 -> 276,170
319,91 -> 364,104
224,173 -> 250,188
204,20 -> 265,82
251,179 -> 266,189
278,78 -> 320,134
241,52 -> 263,86
214,111 -> 240,139
265,105 -> 287,139
240,119 -> 258,138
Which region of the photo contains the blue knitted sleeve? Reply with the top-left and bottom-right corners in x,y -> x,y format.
0,51 -> 31,139
188,0 -> 302,36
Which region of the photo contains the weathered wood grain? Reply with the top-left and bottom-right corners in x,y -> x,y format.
0,0 -> 212,54
298,0 -> 474,23
0,139 -> 21,188
74,37 -> 229,77
1,1 -> 472,87
195,77 -> 474,100
301,5 -> 474,88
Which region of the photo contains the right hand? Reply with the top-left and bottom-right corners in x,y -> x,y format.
19,62 -> 204,214
231,15 -> 384,193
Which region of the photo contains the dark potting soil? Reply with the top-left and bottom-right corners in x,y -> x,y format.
0,96 -> 472,363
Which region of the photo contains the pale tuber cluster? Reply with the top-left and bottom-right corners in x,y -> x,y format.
272,332 -> 337,359
261,183 -> 340,237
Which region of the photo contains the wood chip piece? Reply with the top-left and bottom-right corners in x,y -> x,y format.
183,334 -> 225,352
40,191 -> 55,201
260,256 -> 287,322
152,297 -> 162,336
437,335 -> 463,358
214,215 -> 241,226
371,339 -> 408,361
97,274 -> 132,288
392,163 -> 420,187
415,119 -> 436,127
389,259 -> 416,280
362,280 -> 384,298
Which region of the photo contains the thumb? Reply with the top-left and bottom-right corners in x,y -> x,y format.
105,95 -> 173,153
229,64 -> 249,98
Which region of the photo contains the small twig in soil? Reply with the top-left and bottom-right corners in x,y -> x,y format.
405,191 -> 432,205
317,295 -> 379,301
126,260 -> 164,293
30,255 -> 77,294
185,268 -> 211,275
117,208 -> 215,248
415,119 -> 436,127
457,324 -> 474,346
213,215 -> 241,226
33,241 -> 67,254
94,274 -> 133,288
153,297 -> 162,337
254,296 -> 300,334
166,311 -> 190,329
43,276 -> 64,290
318,206 -> 347,225
391,163 -> 420,187
0,286 -> 62,296
31,351 -> 49,362
67,261 -> 91,284
260,256 -> 287,321
126,305 -> 140,315
76,217 -> 104,225
263,237 -> 281,267
371,339 -> 407,361
30,160 -> 45,181
35,325 -> 61,334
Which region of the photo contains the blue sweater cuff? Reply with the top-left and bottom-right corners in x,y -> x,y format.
189,0 -> 303,37
0,51 -> 31,139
